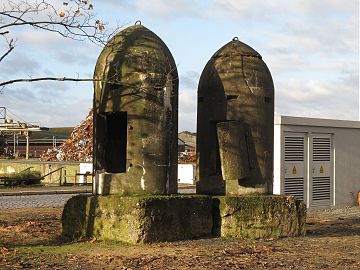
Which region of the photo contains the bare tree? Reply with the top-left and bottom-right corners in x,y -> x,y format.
0,0 -> 117,90
0,1 -> 178,99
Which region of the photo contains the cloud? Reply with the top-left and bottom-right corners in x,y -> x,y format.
210,0 -> 358,68
276,80 -> 333,102
179,111 -> 197,132
178,71 -> 199,131
54,50 -> 98,66
180,71 -> 199,90
209,0 -> 270,20
17,31 -> 63,48
0,51 -> 42,78
179,89 -> 196,113
102,0 -> 204,19
1,0 -> 357,131
268,17 -> 357,56
101,0 -> 358,25
43,69 -> 55,76
2,80 -> 92,127
3,87 -> 36,102
17,29 -> 100,54
134,0 -> 200,18
275,74 -> 358,120
263,12 -> 358,85
210,0 -> 357,20
290,0 -> 357,15
265,52 -> 310,76
179,89 -> 197,131
0,27 -> 100,81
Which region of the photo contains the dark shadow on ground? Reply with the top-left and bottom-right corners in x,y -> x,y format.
307,218 -> 360,237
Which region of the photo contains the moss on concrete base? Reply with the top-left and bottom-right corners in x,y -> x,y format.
214,195 -> 306,239
62,195 -> 213,243
62,194 -> 306,243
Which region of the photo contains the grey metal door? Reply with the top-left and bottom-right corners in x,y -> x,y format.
310,134 -> 333,208
283,133 -> 307,201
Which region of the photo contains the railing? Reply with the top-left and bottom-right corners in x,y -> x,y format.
19,167 -> 34,173
41,166 -> 64,179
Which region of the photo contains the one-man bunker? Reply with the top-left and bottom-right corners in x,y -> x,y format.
92,22 -> 178,196
61,22 -> 305,243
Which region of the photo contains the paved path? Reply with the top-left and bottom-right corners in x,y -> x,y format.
0,194 -> 81,210
0,185 -> 196,210
0,186 -> 92,196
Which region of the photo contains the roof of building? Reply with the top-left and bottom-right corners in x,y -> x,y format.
30,127 -> 73,140
275,115 -> 360,129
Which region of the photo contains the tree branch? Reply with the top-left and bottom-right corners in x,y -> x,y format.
0,37 -> 14,62
0,42 -> 14,62
0,0 -> 114,47
0,14 -> 107,46
0,77 -> 96,88
0,73 -> 178,99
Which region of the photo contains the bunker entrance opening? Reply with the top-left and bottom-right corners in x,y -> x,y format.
98,111 -> 127,173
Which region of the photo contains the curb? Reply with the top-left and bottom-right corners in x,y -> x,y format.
178,184 -> 196,189
0,189 -> 92,196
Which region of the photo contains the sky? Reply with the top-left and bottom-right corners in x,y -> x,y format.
0,0 -> 359,132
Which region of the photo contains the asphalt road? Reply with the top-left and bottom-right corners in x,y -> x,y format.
0,194 -> 79,210
0,188 -> 196,210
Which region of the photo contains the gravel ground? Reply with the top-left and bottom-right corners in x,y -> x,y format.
1,192 -> 358,216
307,206 -> 360,219
0,206 -> 359,270
0,188 -> 194,210
0,194 -> 78,210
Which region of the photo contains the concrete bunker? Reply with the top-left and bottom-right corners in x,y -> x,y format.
93,23 -> 178,195
196,37 -> 275,195
62,33 -> 305,244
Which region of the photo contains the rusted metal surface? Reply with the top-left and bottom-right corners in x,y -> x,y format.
196,38 -> 274,195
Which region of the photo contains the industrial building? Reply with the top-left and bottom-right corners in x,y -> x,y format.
273,115 -> 360,209
0,128 -> 71,158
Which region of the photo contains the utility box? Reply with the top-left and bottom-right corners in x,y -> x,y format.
274,115 -> 360,209
79,163 -> 92,184
178,164 -> 195,184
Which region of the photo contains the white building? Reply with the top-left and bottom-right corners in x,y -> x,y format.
273,115 -> 360,209
178,163 -> 195,184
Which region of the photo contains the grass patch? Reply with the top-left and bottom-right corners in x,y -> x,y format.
0,170 -> 42,186
0,170 -> 42,180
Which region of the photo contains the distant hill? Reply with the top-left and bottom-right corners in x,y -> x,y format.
178,131 -> 196,147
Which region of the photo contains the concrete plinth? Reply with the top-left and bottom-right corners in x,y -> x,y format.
62,195 -> 213,244
213,195 -> 306,239
62,194 -> 306,243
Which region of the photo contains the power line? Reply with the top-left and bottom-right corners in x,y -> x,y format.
3,107 -> 28,123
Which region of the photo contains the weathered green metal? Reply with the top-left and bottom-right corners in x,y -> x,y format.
196,38 -> 274,195
93,24 -> 178,195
